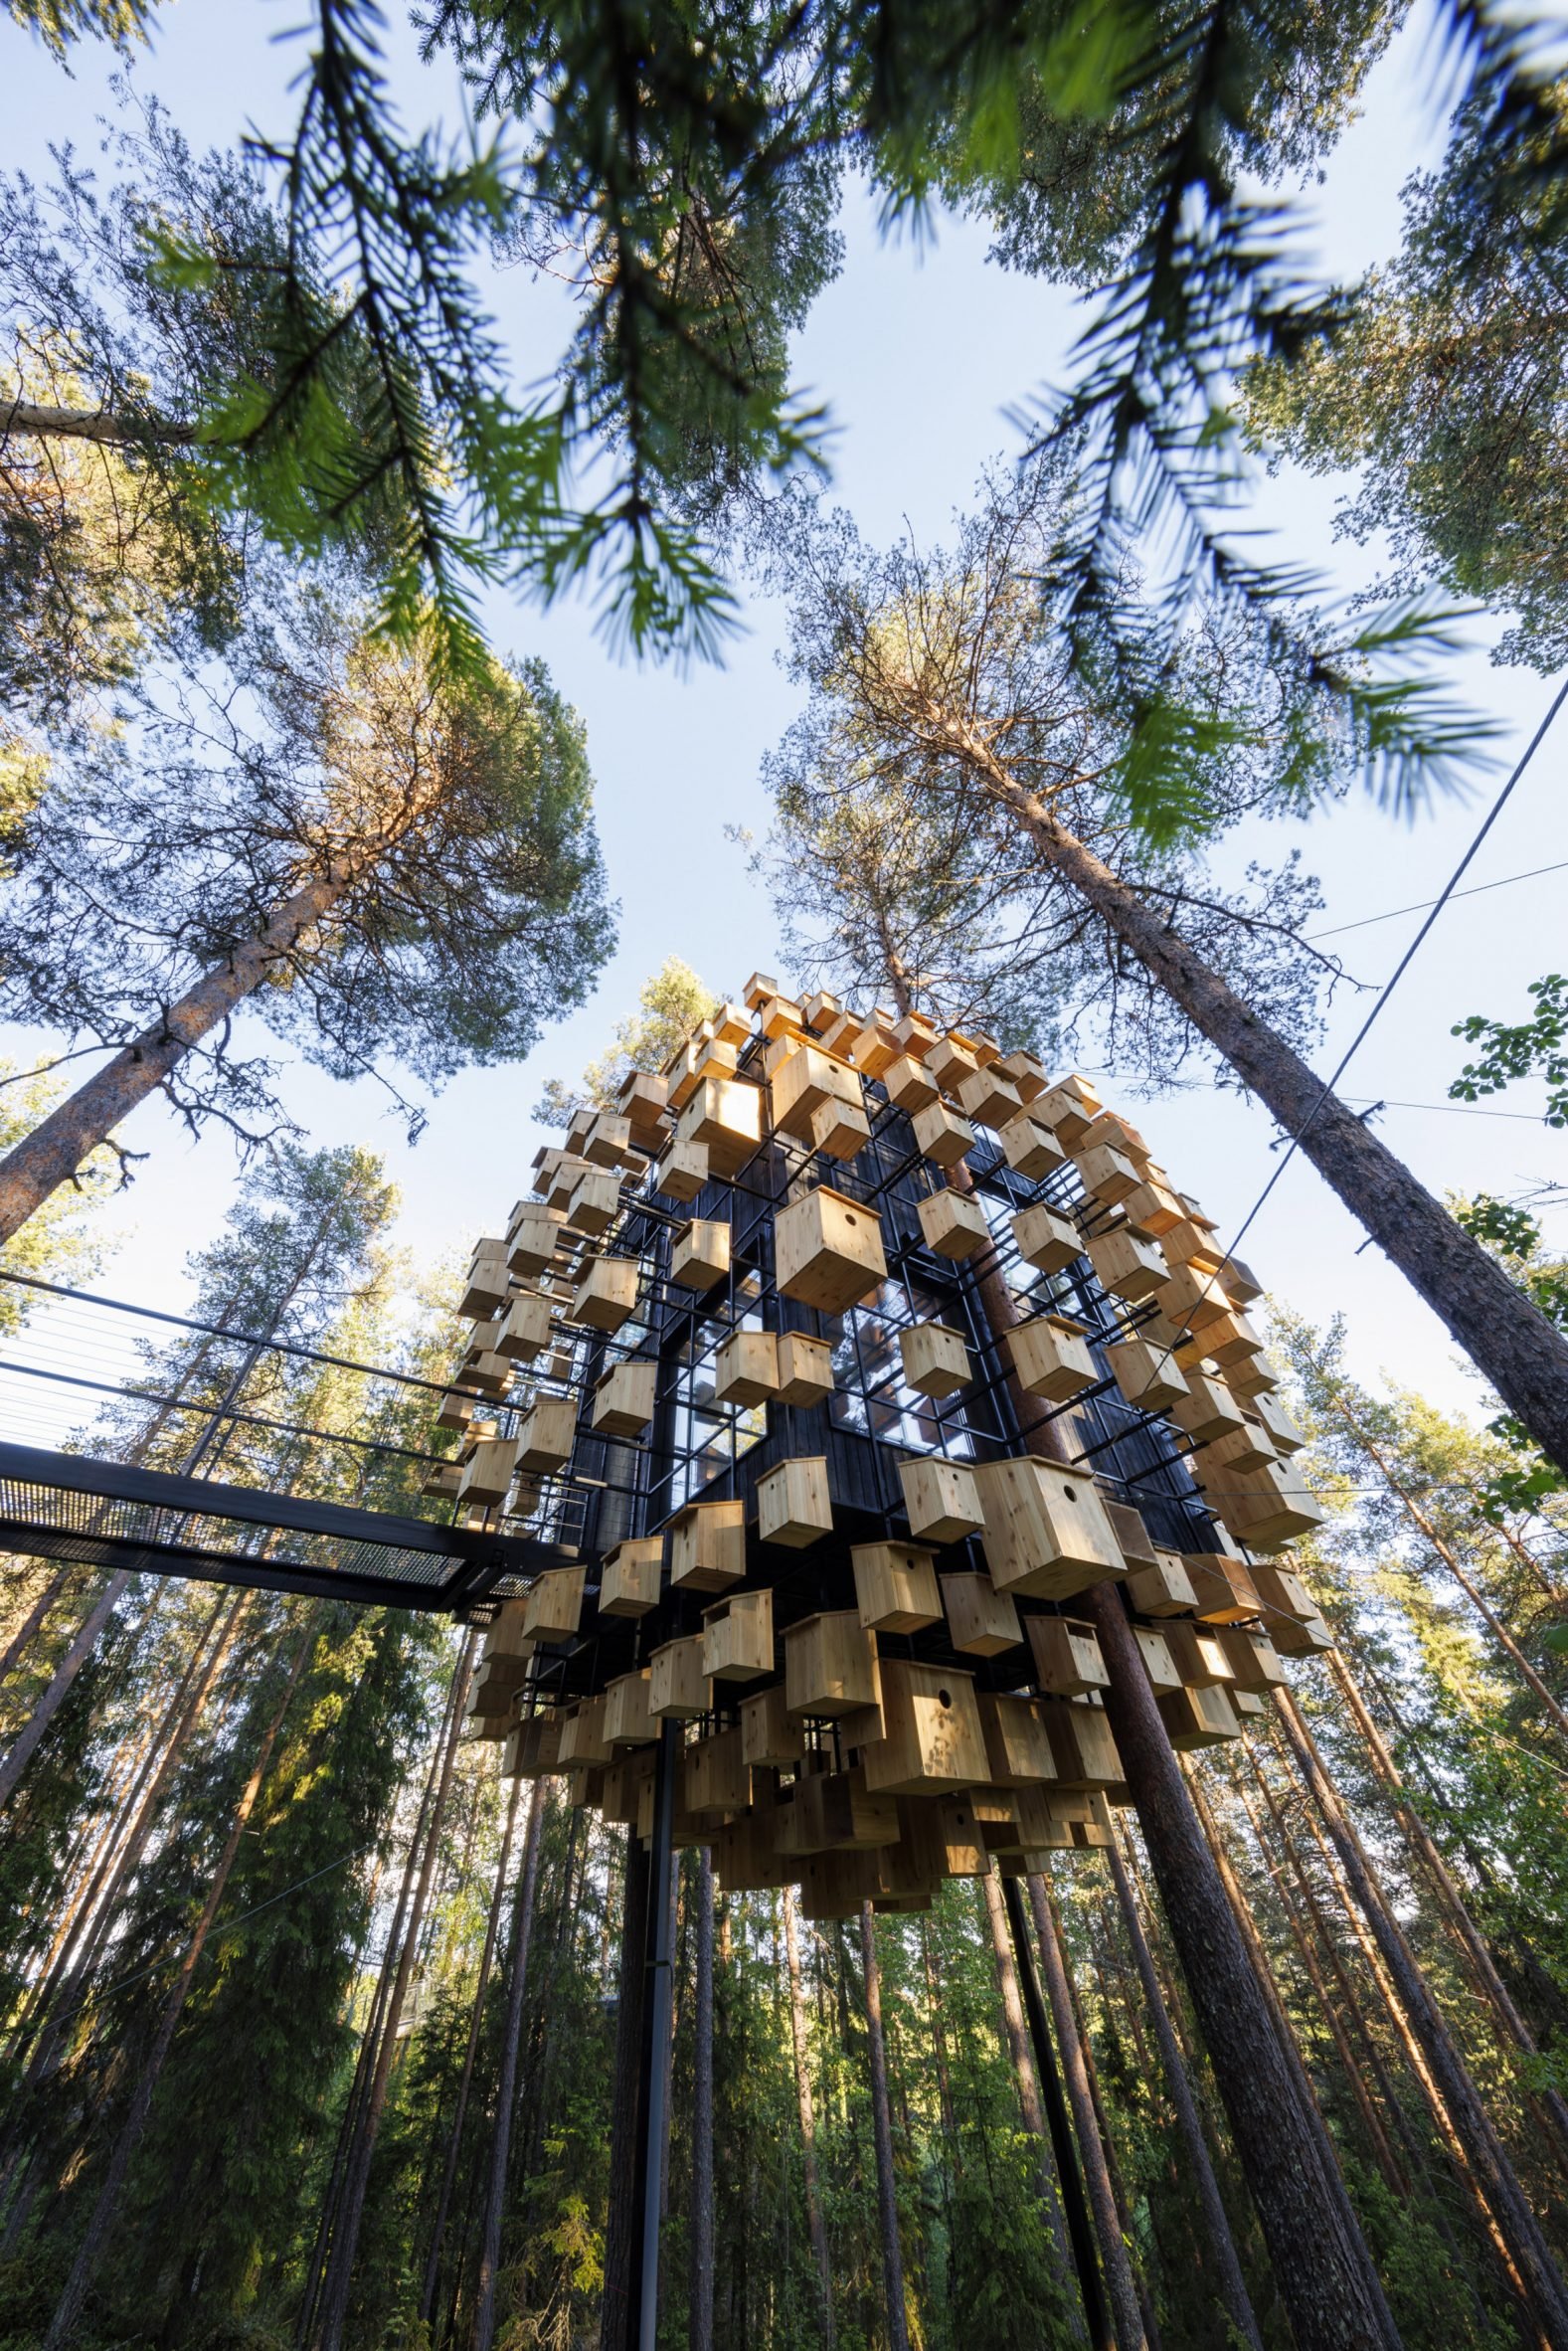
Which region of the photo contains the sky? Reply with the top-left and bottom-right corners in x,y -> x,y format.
2,0 -> 1565,1442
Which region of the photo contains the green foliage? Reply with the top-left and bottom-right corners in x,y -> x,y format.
1452,975 -> 1568,1129
534,956 -> 717,1127
5,0 -> 157,57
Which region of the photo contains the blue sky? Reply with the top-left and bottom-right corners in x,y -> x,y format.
2,0 -> 1565,1435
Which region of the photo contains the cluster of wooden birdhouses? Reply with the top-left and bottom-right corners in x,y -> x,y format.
441,974 -> 1329,1918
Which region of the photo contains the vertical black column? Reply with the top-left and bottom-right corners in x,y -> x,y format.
626,1716 -> 678,2351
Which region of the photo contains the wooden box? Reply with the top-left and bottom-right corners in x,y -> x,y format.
861,1660 -> 989,1795
1157,1259 -> 1233,1334
1271,1610 -> 1334,1658
956,1067 -> 1023,1130
602,1748 -> 657,1824
776,1185 -> 887,1315
899,1455 -> 984,1543
1075,1144 -> 1140,1206
1008,1315 -> 1097,1402
522,1565 -> 586,1645
917,1187 -> 990,1261
1251,1391 -> 1306,1455
998,1112 -> 1065,1180
714,1329 -> 780,1409
1126,1548 -> 1198,1616
1162,1619 -> 1236,1689
994,1049 -> 1049,1101
1132,1623 -> 1182,1689
685,1727 -> 752,1819
883,1055 -> 940,1114
1248,1561 -> 1316,1621
941,1571 -> 1023,1656
1027,1615 -> 1110,1698
1087,1224 -> 1166,1303
892,1009 -> 941,1059
898,1322 -> 971,1398
810,1097 -> 871,1161
852,1541 -> 942,1634
1121,1176 -> 1184,1237
1106,1337 -> 1189,1414
669,1498 -> 746,1591
591,1358 -> 657,1437
771,1043 -> 862,1140
757,1455 -> 832,1546
679,1076 -> 764,1176
1011,1202 -> 1081,1275
507,1202 -> 566,1275
656,1138 -> 709,1202
434,1390 -> 473,1435
1158,1684 -> 1242,1750
469,1657 -> 523,1718
793,1766 -> 901,1853
741,1683 -> 805,1769
926,1036 -> 978,1092
1039,1700 -> 1124,1791
482,1599 -> 532,1662
784,1612 -> 880,1718
669,1218 -> 731,1290
776,1331 -> 835,1407
1171,1371 -> 1247,1446
572,1255 -> 640,1333
517,1395 -> 577,1472
700,1587 -> 774,1684
457,1436 -> 520,1508
977,1691 -> 1058,1786
559,1696 -> 613,1766
584,1112 -> 632,1169
1215,1625 -> 1287,1690
973,1459 -> 1125,1599
1192,1308 -> 1266,1371
1201,1420 -> 1280,1477
605,1669 -> 656,1747
566,1168 -> 620,1237
912,1101 -> 975,1169
1039,1075 -> 1102,1148
599,1537 -> 663,1617
1207,1461 -> 1324,1550
497,1292 -> 552,1361
648,1635 -> 709,1719
501,1714 -> 563,1780
460,1253 -> 510,1321
1182,1551 -> 1260,1624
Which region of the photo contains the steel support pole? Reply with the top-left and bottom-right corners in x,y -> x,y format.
1001,1873 -> 1114,2351
627,1718 -> 678,2351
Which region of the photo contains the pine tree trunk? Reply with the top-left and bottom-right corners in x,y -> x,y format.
1025,1872 -> 1147,2351
1275,1686 -> 1568,2347
472,1772 -> 548,2351
0,865 -> 357,1245
979,1869 -> 1077,2297
41,1607 -> 316,2350
603,1828 -> 653,2351
860,1902 -> 910,2351
313,1630 -> 477,2351
420,1769 -> 524,2327
955,1184 -> 1401,2351
0,1566 -> 73,1689
783,1886 -> 835,2347
690,1849 -> 716,2351
1104,1834 -> 1265,2351
943,725 -> 1568,1471
0,1570 -> 132,1810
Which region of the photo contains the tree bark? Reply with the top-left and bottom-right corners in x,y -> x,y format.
1025,1872 -> 1147,2351
0,1565 -> 74,1691
602,1829 -> 653,2351
979,1868 -> 1077,2298
860,1901 -> 911,2351
1,396 -> 195,446
690,1850 -> 716,2351
1275,1685 -> 1568,2348
42,1606 -> 316,2350
472,1772 -> 548,2351
0,1571 -> 132,1810
783,1886 -> 834,2347
943,720 -> 1568,1472
0,862 -> 357,1246
1104,1833 -> 1265,2351
419,1768 -> 523,2328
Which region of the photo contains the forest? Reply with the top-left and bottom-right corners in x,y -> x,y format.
1,2 -> 1567,2349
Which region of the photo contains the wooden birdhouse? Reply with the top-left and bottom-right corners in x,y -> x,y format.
1161,1619 -> 1236,1689
891,1010 -> 941,1060
849,1021 -> 904,1081
898,1456 -> 984,1544
1026,1615 -> 1110,1698
898,1322 -> 971,1398
860,1660 -> 989,1795
1158,1684 -> 1242,1750
911,1101 -> 976,1170
678,1076 -> 764,1177
783,1612 -> 880,1718
571,1255 -> 641,1334
558,1696 -> 613,1767
776,1332 -> 836,1408
1132,1624 -> 1182,1690
656,1137 -> 709,1202
669,1217 -> 732,1291
742,970 -> 782,1009
685,1728 -> 753,1819
435,1389 -> 474,1434
994,1049 -> 1050,1103
1008,1314 -> 1097,1402
1247,1559 -> 1317,1621
1106,1336 -> 1189,1414
883,1056 -> 940,1114
741,1684 -> 805,1769
501,1714 -> 563,1780
1120,1176 -> 1184,1237
776,1185 -> 887,1315
1250,1390 -> 1306,1454
507,1201 -> 567,1275
1206,1460 -> 1323,1550
791,1767 -> 901,1855
1183,1551 -> 1260,1623
1038,1700 -> 1124,1791
599,1537 -> 663,1617
605,1670 -> 656,1747
459,1252 -> 509,1321
1170,1371 -> 1246,1446
516,1395 -> 576,1473
997,1112 -> 1065,1180
770,1042 -> 862,1141
916,1187 -> 990,1261
565,1168 -> 620,1238
701,1587 -> 775,1682
972,1458 -> 1125,1598
714,1329 -> 780,1409
1157,1259 -> 1233,1334
1270,1611 -> 1334,1658
1086,1224 -> 1166,1303
756,1455 -> 832,1547
976,1692 -> 1057,1785
925,1036 -> 978,1092
1126,1548 -> 1198,1616
1011,1202 -> 1082,1274
668,1497 -> 746,1591
1201,1419 -> 1280,1477
457,1436 -> 520,1508
955,1065 -> 1023,1130
496,1290 -> 552,1362
591,1358 -> 657,1437
1038,1075 -> 1102,1148
940,1571 -> 1023,1656
584,1112 -> 633,1169
1215,1625 -> 1287,1690
810,1097 -> 872,1162
422,1461 -> 461,1499
523,1565 -> 586,1645
851,1541 -> 942,1634
647,1635 -> 709,1719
